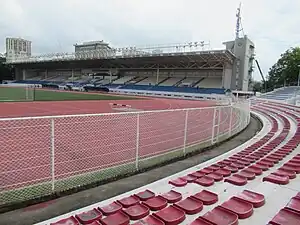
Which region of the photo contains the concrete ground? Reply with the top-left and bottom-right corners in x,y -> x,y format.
0,116 -> 262,225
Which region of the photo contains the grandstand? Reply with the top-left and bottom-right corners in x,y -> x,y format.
259,86 -> 300,102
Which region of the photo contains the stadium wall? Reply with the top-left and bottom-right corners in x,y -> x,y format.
0,101 -> 250,206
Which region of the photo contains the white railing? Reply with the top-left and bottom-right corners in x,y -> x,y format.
0,101 -> 250,205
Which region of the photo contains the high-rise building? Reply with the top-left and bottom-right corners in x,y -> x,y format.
5,37 -> 32,61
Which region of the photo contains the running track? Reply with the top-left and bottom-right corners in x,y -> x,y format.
0,97 -> 236,192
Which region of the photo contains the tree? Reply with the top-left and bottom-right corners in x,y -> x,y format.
267,47 -> 300,88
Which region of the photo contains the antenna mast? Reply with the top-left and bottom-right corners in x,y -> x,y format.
235,3 -> 242,39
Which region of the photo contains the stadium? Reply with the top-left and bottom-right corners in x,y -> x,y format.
1,8 -> 300,225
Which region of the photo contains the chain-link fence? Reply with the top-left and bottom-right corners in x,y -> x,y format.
0,100 -> 250,205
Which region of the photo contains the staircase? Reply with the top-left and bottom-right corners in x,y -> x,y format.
174,77 -> 186,87
192,77 -> 205,87
157,77 -> 170,86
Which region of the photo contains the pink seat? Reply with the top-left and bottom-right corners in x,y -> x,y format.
153,205 -> 186,225
180,175 -> 197,183
191,190 -> 218,205
225,174 -> 247,186
220,196 -> 253,219
244,166 -> 263,175
189,171 -> 206,178
272,170 -> 296,179
190,218 -> 214,225
238,170 -> 256,180
206,173 -> 223,181
199,168 -> 214,174
117,196 -> 139,208
174,197 -> 203,214
236,190 -> 265,208
75,208 -> 102,224
123,203 -> 150,220
269,208 -> 300,225
50,216 -> 79,225
230,162 -> 245,169
194,176 -> 214,187
253,163 -> 269,171
143,196 -> 168,211
224,165 -> 238,173
200,206 -> 238,225
206,165 -> 220,171
281,165 -> 300,174
134,190 -> 155,201
160,190 -> 182,203
99,211 -> 130,225
286,197 -> 300,213
169,178 -> 187,187
263,174 -> 289,185
214,168 -> 231,177
99,202 -> 122,216
132,215 -> 165,225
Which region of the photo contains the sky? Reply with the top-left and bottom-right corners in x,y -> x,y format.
0,0 -> 300,80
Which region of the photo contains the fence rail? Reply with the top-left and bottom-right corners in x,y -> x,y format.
0,100 -> 250,205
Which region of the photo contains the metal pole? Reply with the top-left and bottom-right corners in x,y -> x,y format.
298,67 -> 300,87
51,118 -> 55,191
211,108 -> 217,144
135,114 -> 140,171
228,106 -> 233,137
216,107 -> 221,142
183,109 -> 189,156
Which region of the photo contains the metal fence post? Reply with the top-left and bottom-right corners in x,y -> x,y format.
228,105 -> 233,137
211,107 -> 217,144
50,118 -> 55,192
216,107 -> 221,142
135,113 -> 140,171
183,109 -> 189,156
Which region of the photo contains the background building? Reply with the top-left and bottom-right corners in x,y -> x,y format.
5,37 -> 32,62
74,40 -> 114,59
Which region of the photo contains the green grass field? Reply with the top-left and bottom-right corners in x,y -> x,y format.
0,87 -> 137,101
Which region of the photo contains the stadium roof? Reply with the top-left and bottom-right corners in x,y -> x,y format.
8,50 -> 235,71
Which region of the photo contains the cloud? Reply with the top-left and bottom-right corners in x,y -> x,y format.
0,0 -> 299,80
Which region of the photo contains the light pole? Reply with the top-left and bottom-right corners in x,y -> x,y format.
298,65 -> 300,87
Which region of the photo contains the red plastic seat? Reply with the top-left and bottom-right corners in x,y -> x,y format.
200,206 -> 238,225
191,190 -> 218,205
143,196 -> 167,211
295,192 -> 300,199
253,163 -> 269,171
269,208 -> 300,225
214,168 -> 231,177
206,165 -> 220,171
50,216 -> 79,225
99,211 -> 130,225
190,217 -> 214,225
286,197 -> 300,213
99,202 -> 122,216
224,165 -> 238,173
272,170 -> 296,179
75,208 -> 102,224
238,170 -> 255,180
169,178 -> 187,187
134,190 -> 155,201
123,203 -> 150,220
194,176 -> 214,187
206,173 -> 223,181
153,205 -> 186,225
117,196 -> 139,208
257,161 -> 274,168
282,164 -> 300,173
174,197 -> 203,214
230,162 -> 245,169
189,171 -> 206,178
160,190 -> 182,203
263,174 -> 289,185
238,159 -> 251,165
220,196 -> 253,219
236,190 -> 265,208
246,166 -> 263,175
225,174 -> 247,186
199,168 -> 214,174
132,215 -> 165,225
180,175 -> 197,183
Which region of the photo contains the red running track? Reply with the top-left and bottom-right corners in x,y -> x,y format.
0,98 -> 235,192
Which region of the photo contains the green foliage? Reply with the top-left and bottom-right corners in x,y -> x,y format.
267,47 -> 300,88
